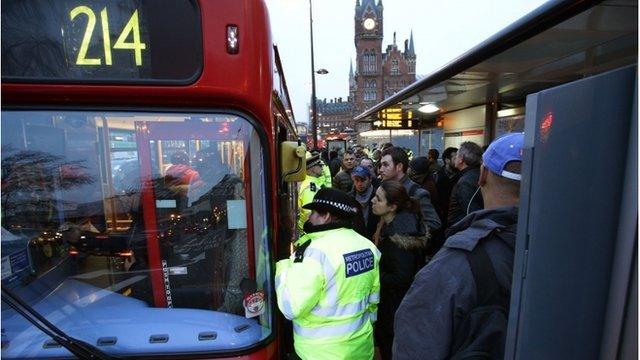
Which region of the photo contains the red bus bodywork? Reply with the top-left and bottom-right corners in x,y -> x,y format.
2,0 -> 294,358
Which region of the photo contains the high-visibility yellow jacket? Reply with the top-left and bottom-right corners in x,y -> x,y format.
275,227 -> 381,360
320,162 -> 332,188
297,174 -> 322,232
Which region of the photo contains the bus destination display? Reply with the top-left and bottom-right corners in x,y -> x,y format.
1,0 -> 202,84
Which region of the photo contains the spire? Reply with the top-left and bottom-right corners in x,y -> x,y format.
377,0 -> 383,7
408,30 -> 415,55
356,0 -> 360,7
393,31 -> 396,46
349,59 -> 354,77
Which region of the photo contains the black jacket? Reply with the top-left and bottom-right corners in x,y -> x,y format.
376,211 -> 428,356
349,184 -> 380,240
329,157 -> 342,178
434,166 -> 459,225
447,166 -> 483,230
400,175 -> 442,232
333,169 -> 354,193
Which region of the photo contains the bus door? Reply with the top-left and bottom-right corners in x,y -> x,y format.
134,118 -> 256,312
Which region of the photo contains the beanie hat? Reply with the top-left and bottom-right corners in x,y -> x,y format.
409,156 -> 430,175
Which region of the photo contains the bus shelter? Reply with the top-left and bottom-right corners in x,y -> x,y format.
355,0 -> 637,155
356,1 -> 637,358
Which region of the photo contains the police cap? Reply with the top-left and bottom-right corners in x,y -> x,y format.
302,188 -> 359,218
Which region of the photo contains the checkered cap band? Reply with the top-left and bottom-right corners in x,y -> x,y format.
311,198 -> 358,214
306,154 -> 322,169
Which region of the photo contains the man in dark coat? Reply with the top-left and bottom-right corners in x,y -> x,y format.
408,156 -> 444,256
427,148 -> 441,175
392,133 -> 524,359
332,149 -> 356,193
379,147 -> 441,234
434,147 -> 459,228
348,165 -> 379,240
447,141 -> 484,230
408,156 -> 440,218
328,150 -> 341,178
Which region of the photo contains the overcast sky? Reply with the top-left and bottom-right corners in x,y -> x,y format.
265,0 -> 549,124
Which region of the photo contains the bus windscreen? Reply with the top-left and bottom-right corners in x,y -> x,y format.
1,0 -> 203,84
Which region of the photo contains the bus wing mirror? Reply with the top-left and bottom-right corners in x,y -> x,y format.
280,141 -> 306,182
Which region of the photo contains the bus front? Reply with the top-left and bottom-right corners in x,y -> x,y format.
1,0 -> 284,358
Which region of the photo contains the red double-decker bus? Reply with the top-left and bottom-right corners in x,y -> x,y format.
1,0 -> 304,358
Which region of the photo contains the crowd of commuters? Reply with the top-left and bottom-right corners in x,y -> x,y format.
277,134 -> 524,360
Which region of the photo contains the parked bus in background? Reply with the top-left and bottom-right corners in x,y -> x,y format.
1,0 -> 307,358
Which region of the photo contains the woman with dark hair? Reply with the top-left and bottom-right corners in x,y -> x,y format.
371,180 -> 428,359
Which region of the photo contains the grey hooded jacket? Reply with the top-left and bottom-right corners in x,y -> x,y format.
392,206 -> 518,360
400,175 -> 442,232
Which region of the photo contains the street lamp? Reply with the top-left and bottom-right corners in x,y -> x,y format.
309,0 -> 329,150
310,68 -> 328,149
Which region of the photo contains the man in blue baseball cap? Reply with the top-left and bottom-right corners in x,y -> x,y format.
393,133 -> 524,360
349,166 -> 379,239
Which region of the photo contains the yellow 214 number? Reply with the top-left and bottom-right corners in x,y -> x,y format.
70,5 -> 146,66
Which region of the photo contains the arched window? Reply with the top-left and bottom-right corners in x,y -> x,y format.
362,51 -> 368,73
371,53 -> 377,73
362,50 -> 377,74
391,59 -> 399,75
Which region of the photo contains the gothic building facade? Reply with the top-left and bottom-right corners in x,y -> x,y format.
316,0 -> 417,137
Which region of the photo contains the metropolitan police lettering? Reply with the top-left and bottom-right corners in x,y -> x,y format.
343,249 -> 375,277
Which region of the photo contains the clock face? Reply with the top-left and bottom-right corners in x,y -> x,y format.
363,18 -> 376,31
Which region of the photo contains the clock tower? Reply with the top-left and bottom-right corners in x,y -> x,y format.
354,0 -> 383,113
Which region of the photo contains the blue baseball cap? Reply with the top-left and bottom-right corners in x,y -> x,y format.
482,133 -> 524,181
351,166 -> 371,179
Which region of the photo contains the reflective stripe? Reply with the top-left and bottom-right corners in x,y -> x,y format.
280,287 -> 296,320
294,312 -> 371,338
276,270 -> 296,320
368,291 -> 380,303
304,247 -> 338,305
311,296 -> 369,317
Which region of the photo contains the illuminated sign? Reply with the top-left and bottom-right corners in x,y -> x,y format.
373,107 -> 419,129
444,129 -> 484,137
2,0 -> 202,84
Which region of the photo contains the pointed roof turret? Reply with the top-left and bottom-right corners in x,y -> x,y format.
349,60 -> 354,77
408,30 -> 415,55
355,0 -> 383,19
361,0 -> 376,8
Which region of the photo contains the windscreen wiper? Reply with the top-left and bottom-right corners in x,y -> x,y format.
1,285 -> 116,360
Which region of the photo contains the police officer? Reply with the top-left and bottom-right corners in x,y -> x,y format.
320,157 -> 333,189
277,188 -> 381,360
297,152 -> 325,232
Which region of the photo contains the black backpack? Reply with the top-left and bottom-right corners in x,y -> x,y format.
450,240 -> 510,360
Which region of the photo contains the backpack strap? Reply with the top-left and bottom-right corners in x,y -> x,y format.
466,241 -> 503,306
